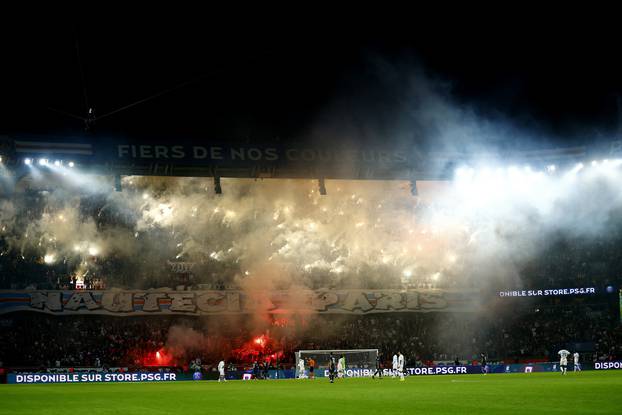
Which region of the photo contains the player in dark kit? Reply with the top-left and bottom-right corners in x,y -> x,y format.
328,353 -> 337,383
262,361 -> 269,380
252,361 -> 260,379
372,353 -> 383,379
480,353 -> 488,375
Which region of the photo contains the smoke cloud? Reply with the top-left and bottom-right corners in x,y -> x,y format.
1,58 -> 620,359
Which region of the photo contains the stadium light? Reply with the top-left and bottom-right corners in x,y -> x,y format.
68,161 -> 75,168
455,167 -> 475,180
54,160 -> 61,167
38,158 -> 48,166
24,158 -> 32,165
566,163 -> 584,177
43,253 -> 56,264
546,164 -> 556,172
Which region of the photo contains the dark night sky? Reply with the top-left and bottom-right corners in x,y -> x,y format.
2,18 -> 621,150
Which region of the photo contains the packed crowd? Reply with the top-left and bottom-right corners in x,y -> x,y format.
2,236 -> 621,292
1,188 -> 622,374
297,300 -> 621,365
2,188 -> 622,292
1,297 -> 619,372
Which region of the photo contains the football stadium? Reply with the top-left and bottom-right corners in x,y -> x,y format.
1,20 -> 622,415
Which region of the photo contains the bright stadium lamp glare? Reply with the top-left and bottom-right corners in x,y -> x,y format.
565,162 -> 585,178
24,158 -> 32,165
480,167 -> 493,177
54,160 -> 61,167
38,158 -> 48,166
454,167 -> 474,183
546,164 -> 556,172
68,161 -> 75,168
43,253 -> 56,264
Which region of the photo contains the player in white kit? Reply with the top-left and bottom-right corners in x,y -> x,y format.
392,353 -> 398,378
558,349 -> 570,375
337,355 -> 346,378
218,360 -> 226,382
398,352 -> 405,381
573,352 -> 581,372
298,358 -> 306,379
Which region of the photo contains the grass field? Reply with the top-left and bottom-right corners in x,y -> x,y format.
1,371 -> 622,415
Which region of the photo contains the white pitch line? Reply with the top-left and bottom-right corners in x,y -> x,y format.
450,379 -> 484,382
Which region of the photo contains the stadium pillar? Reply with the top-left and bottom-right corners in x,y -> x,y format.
114,175 -> 122,192
214,176 -> 222,194
318,177 -> 326,195
410,179 -> 418,196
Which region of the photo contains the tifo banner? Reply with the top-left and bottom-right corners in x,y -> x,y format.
0,289 -> 479,316
8,372 -> 178,384
167,261 -> 196,274
113,144 -> 411,167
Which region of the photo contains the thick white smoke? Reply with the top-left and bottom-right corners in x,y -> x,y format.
0,164 -> 620,293
1,59 -> 619,296
1,58 -> 620,360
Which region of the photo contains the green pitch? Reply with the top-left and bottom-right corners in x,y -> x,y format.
1,371 -> 621,415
